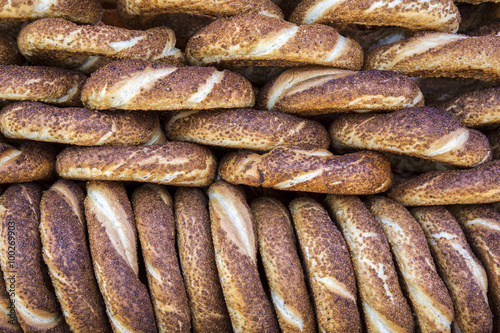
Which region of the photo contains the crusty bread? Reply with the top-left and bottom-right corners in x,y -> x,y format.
219,145 -> 392,194
0,35 -> 23,66
208,181 -> 279,332
165,108 -> 329,150
339,26 -> 413,52
0,65 -> 86,106
0,183 -> 67,332
289,197 -> 360,332
81,59 -> 254,111
186,14 -> 363,68
325,195 -> 414,333
56,142 -> 217,187
85,181 -> 157,332
132,185 -> 191,333
257,68 -> 423,115
0,142 -> 55,183
365,32 -> 500,81
330,107 -> 492,167
0,273 -> 21,332
174,188 -> 232,333
411,206 -> 493,333
40,180 -> 110,332
366,197 -> 454,333
388,160 -> 500,206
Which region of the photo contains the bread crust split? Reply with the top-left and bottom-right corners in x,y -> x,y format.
40,180 -> 110,332
288,197 -> 361,333
186,14 -> 363,69
0,142 -> 55,183
82,59 -> 254,111
56,142 -> 217,187
219,145 -> 392,194
330,107 -> 492,167
257,67 -> 424,115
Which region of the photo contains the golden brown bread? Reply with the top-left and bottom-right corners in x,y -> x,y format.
0,35 -> 23,65
56,142 -> 217,186
81,59 -> 254,111
329,107 -> 492,167
0,183 -> 67,332
289,197 -> 360,333
208,181 -> 279,332
251,197 -> 316,333
365,197 -> 454,333
165,108 -> 329,150
411,206 -> 493,333
289,0 -> 460,32
174,188 -> 232,333
325,195 -> 414,333
0,272 -> 21,332
186,14 -> 363,68
388,160 -> 500,206
219,145 -> 392,194
365,32 -> 500,81
0,142 -> 55,183
0,101 -> 163,146
0,65 -> 86,106
257,68 -> 424,115
40,180 -> 110,332
132,185 -> 191,333
85,181 -> 157,332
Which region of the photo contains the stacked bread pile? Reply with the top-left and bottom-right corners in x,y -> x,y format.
0,0 -> 498,331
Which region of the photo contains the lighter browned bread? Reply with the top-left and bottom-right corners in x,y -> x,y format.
289,0 -> 460,32
81,59 -> 254,111
388,160 -> 500,206
18,18 -> 184,72
257,68 -> 423,115
219,145 -> 392,194
208,181 -> 279,332
56,142 -> 217,186
325,195 -> 414,333
0,35 -> 23,65
132,185 -> 191,333
174,188 -> 232,333
186,14 -> 363,68
289,197 -> 360,332
330,107 -> 492,167
365,32 -> 500,81
366,197 -> 454,333
0,273 -> 21,331
85,181 -> 157,332
412,207 -> 493,333
0,65 -> 86,106
40,180 -> 110,332
0,142 -> 55,183
0,183 -> 67,332
165,108 -> 329,150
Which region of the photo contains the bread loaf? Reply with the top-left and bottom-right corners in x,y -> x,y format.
0,142 -> 55,183
0,273 -> 21,331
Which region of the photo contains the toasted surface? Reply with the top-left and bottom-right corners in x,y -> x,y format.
0,272 -> 21,331
82,59 -> 254,110
186,14 -> 363,68
0,142 -> 55,183
289,197 -> 360,332
40,180 -> 110,332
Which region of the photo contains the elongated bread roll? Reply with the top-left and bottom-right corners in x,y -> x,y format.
366,197 -> 454,333
56,142 -> 217,186
0,273 -> 21,331
0,142 -> 55,183
412,207 -> 493,333
85,181 -> 157,332
0,65 -> 86,106
186,14 -> 363,68
257,67 -> 424,115
174,188 -> 232,333
219,145 -> 392,194
208,181 -> 279,332
365,32 -> 500,81
388,160 -> 500,206
289,197 -> 360,332
40,180 -> 110,332
251,197 -> 316,333
132,185 -> 191,332
165,108 -> 329,150
0,183 -> 67,331
325,195 -> 414,333
0,35 -> 23,66
330,107 -> 492,167
82,59 -> 254,111
289,0 -> 460,32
